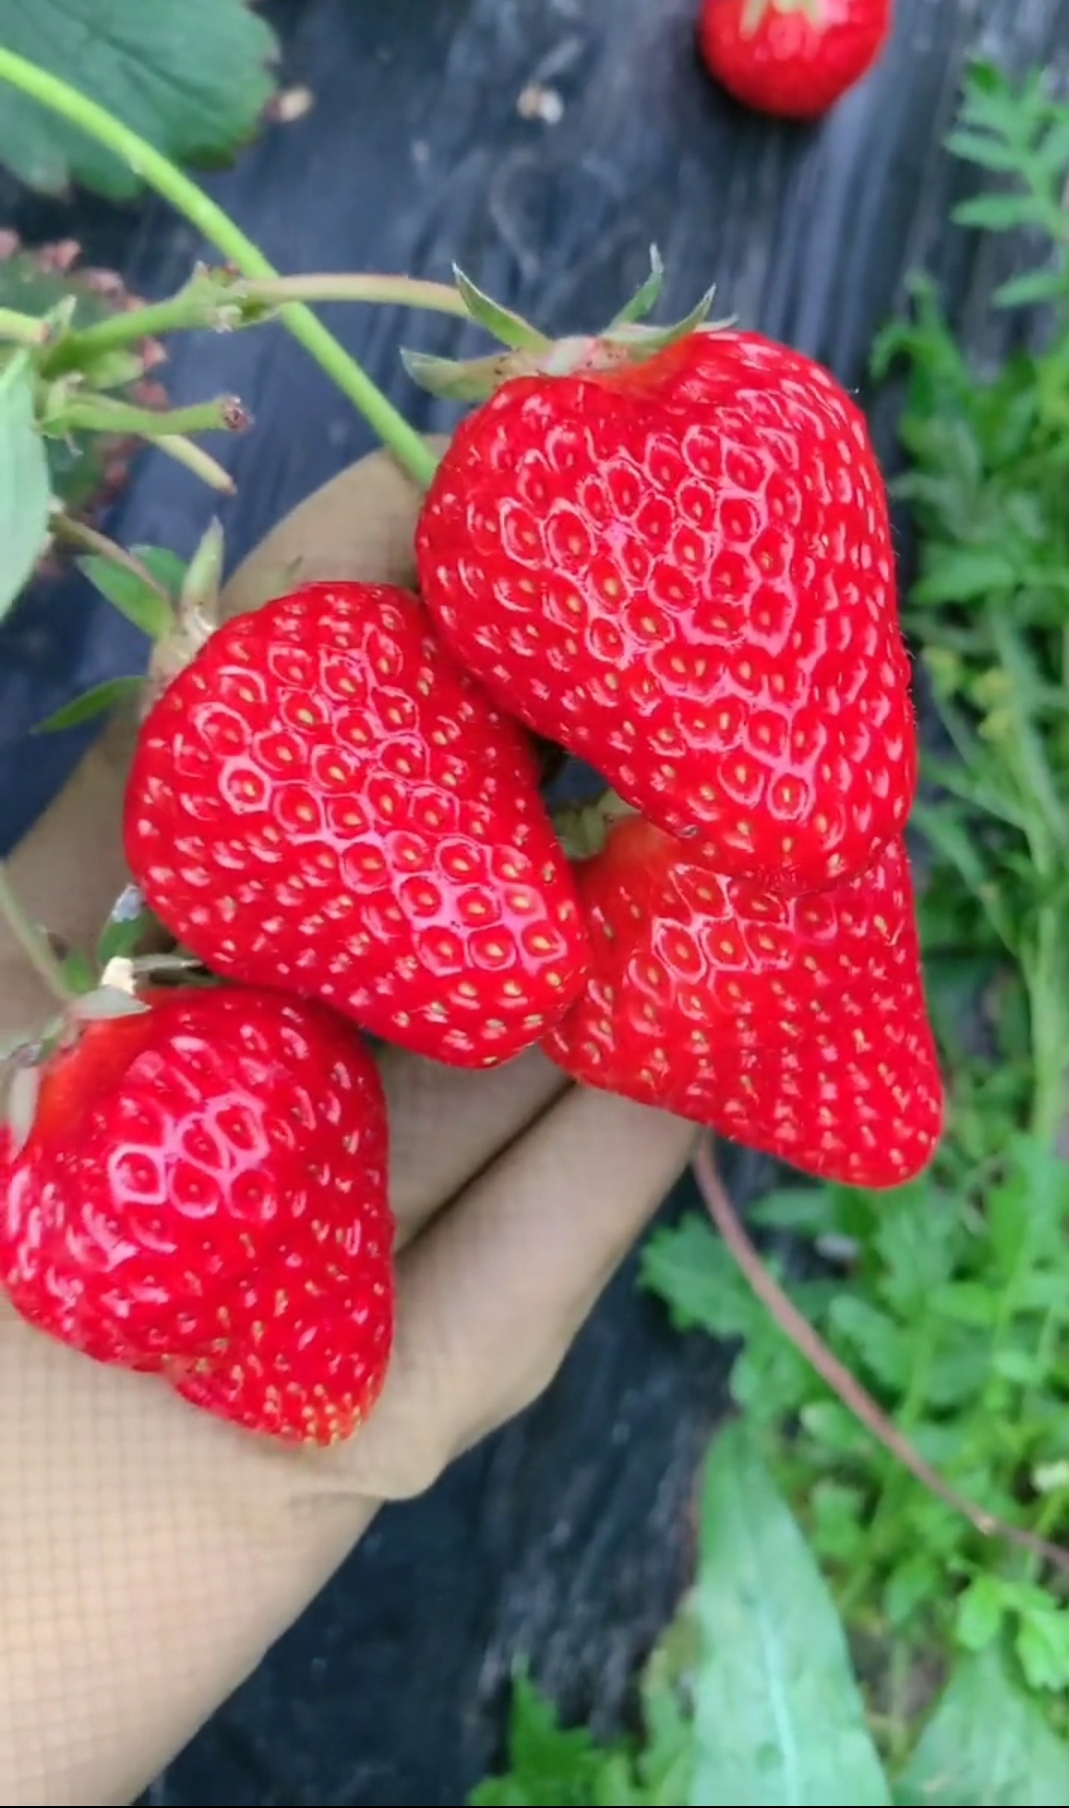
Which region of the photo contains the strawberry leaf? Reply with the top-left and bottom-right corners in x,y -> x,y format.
0,351 -> 51,622
0,0 -> 278,199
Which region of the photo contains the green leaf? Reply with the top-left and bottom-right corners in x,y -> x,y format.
635,1626 -> 699,1804
945,130 -> 1036,174
747,1187 -> 834,1236
928,1281 -> 999,1328
35,675 -> 142,732
873,1192 -> 958,1316
826,1297 -> 910,1393
882,1554 -> 940,1628
991,1346 -> 1042,1386
60,946 -> 98,995
78,551 -> 173,639
994,266 -> 1069,309
798,1400 -> 874,1459
690,1424 -> 890,1807
1015,1608 -> 1069,1693
955,1575 -> 1005,1653
608,247 -> 666,329
912,546 -> 1019,606
467,1673 -> 626,1806
452,268 -> 549,353
132,545 -> 188,597
0,0 -> 278,199
0,351 -> 51,620
809,1481 -> 868,1566
952,192 -> 1055,233
899,1646 -> 1069,1805
640,1215 -> 763,1339
96,885 -> 159,969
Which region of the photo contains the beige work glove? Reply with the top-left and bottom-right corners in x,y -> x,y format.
0,447 -> 697,1808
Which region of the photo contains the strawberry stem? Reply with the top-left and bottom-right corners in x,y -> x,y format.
46,393 -> 249,440
0,306 -> 51,346
151,435 -> 236,494
0,862 -> 76,1008
0,48 -> 440,491
42,272 -> 477,376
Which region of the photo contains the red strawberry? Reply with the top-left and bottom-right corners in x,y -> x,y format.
544,816 -> 943,1187
124,582 -> 589,1069
697,0 -> 892,122
415,329 -> 916,896
0,986 -> 393,1443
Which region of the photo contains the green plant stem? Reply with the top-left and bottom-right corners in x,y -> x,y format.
55,395 -> 246,438
49,513 -> 173,601
0,306 -> 50,346
152,435 -> 236,493
0,47 -> 438,490
0,863 -> 74,1008
1025,918 -> 1068,1143
43,273 -> 473,375
836,1316 -> 938,1620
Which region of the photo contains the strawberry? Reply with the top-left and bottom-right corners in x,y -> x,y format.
415,329 -> 916,896
0,986 -> 393,1444
544,815 -> 943,1187
697,0 -> 892,122
123,581 -> 589,1069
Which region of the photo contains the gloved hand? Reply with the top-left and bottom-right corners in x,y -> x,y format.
0,446 -> 696,1808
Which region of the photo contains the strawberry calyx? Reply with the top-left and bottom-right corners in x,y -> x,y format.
1,973 -> 147,1155
401,249 -> 728,404
1,953 -> 214,1155
552,789 -> 639,862
144,517 -> 226,705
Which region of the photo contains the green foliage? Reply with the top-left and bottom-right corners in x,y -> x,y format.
77,545 -> 184,643
873,60 -> 1069,1151
468,1637 -> 695,1806
0,351 -> 50,619
470,1439 -> 1069,1806
0,0 -> 278,198
643,1138 -> 1069,1715
944,61 -> 1069,309
0,244 -> 154,518
898,1645 -> 1069,1806
689,1426 -> 889,1806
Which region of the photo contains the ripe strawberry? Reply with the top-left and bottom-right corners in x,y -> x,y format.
415,329 -> 916,896
697,0 -> 892,122
0,986 -> 393,1443
124,582 -> 589,1069
544,816 -> 943,1187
